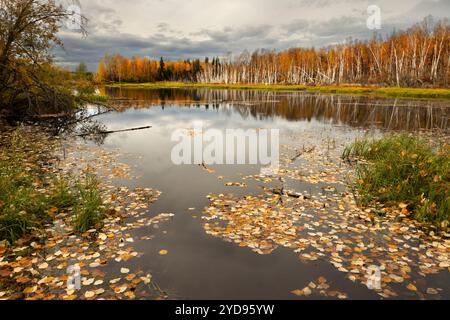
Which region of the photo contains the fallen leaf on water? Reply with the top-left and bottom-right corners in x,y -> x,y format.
84,291 -> 95,298
38,262 -> 48,269
291,289 -> 304,296
23,286 -> 37,294
426,288 -> 439,295
291,287 -> 312,297
125,274 -> 136,281
302,287 -> 312,296
141,274 -> 152,284
0,269 -> 12,277
98,233 -> 107,241
95,288 -> 105,295
38,276 -> 54,285
318,277 -> 327,285
120,268 -> 130,274
115,285 -> 127,294
407,283 -> 418,292
82,278 -> 94,286
15,276 -> 30,284
65,289 -> 75,296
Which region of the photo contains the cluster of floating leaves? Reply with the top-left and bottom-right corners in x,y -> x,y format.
291,276 -> 348,299
202,131 -> 450,299
0,129 -> 172,300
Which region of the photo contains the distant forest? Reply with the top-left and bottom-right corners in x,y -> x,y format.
96,18 -> 449,87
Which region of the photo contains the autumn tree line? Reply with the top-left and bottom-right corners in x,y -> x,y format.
96,18 -> 449,87
97,56 -> 203,83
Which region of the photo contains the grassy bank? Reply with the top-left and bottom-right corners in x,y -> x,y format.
343,134 -> 449,229
84,94 -> 110,103
105,82 -> 450,100
0,132 -> 104,244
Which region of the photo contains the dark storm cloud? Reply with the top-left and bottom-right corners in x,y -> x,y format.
55,26 -> 281,70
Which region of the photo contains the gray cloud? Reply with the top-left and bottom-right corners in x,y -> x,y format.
54,0 -> 449,71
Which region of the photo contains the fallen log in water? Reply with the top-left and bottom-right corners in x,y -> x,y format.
77,125 -> 152,137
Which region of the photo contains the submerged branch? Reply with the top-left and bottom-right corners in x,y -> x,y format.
291,146 -> 316,162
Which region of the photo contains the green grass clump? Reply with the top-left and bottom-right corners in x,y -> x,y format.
343,134 -> 450,228
49,177 -> 78,210
84,94 -> 110,103
374,87 -> 450,100
0,135 -> 106,243
73,176 -> 104,234
0,140 -> 50,243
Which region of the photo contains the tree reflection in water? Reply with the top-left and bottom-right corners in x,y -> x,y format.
104,87 -> 450,133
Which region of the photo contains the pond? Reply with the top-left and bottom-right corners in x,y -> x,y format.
89,87 -> 449,300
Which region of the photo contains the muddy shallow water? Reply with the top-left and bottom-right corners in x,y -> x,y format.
89,88 -> 449,300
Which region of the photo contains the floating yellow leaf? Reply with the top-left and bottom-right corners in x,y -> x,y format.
95,288 -> 105,295
23,286 -> 37,294
407,283 -> 417,292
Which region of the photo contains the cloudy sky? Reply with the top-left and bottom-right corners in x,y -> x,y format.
54,0 -> 450,71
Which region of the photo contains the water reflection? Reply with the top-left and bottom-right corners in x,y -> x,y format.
94,87 -> 449,300
104,87 -> 449,132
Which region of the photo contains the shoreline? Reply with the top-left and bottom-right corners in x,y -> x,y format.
103,82 -> 450,100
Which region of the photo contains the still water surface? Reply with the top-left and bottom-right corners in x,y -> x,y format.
91,88 -> 449,299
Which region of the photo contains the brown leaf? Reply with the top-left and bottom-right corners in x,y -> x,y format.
0,269 -> 12,277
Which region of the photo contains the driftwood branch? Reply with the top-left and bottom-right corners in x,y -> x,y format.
77,125 -> 152,137
265,187 -> 311,200
29,113 -> 73,119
